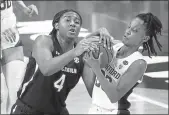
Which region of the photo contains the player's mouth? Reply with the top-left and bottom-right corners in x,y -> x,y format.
69,28 -> 76,34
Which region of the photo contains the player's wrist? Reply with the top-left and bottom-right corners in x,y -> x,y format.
23,6 -> 31,14
92,66 -> 101,75
72,48 -> 78,57
23,7 -> 29,12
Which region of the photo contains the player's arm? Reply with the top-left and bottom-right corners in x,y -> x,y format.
13,1 -> 28,10
13,1 -> 38,16
93,59 -> 147,103
82,62 -> 96,97
32,35 -> 97,76
32,35 -> 77,76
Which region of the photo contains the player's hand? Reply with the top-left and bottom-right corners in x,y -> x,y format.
98,27 -> 112,49
24,4 -> 38,17
84,50 -> 103,69
85,27 -> 114,50
74,37 -> 99,57
1,28 -> 18,43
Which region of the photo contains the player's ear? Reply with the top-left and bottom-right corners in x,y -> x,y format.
143,36 -> 150,43
54,23 -> 59,30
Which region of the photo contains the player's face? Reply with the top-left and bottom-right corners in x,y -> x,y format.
122,17 -> 147,47
58,11 -> 81,41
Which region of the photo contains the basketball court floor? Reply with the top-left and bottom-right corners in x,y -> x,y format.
13,20 -> 169,114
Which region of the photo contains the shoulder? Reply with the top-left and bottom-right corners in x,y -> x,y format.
134,59 -> 147,67
35,35 -> 52,45
130,59 -> 147,72
34,35 -> 53,49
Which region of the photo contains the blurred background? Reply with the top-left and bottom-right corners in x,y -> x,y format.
13,1 -> 168,114
14,1 -> 168,56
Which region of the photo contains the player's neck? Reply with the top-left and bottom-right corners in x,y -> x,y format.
56,33 -> 74,53
117,45 -> 138,58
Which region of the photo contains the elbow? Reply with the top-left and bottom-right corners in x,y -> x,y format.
42,72 -> 50,76
110,96 -> 119,103
40,66 -> 53,76
85,85 -> 94,98
41,68 -> 50,76
39,62 -> 57,76
108,91 -> 119,103
103,85 -> 119,103
88,89 -> 93,98
40,66 -> 61,76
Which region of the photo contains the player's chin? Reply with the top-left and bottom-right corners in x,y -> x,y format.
67,32 -> 78,38
122,38 -> 128,45
67,36 -> 78,42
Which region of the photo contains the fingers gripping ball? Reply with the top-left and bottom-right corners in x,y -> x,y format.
92,43 -> 114,68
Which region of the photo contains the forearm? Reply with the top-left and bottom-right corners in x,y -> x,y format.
82,64 -> 96,98
13,1 -> 28,11
93,67 -> 118,103
42,49 -> 76,76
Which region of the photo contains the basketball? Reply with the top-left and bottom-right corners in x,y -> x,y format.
92,43 -> 114,68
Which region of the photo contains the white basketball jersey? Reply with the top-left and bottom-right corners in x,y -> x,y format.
92,43 -> 146,110
1,0 -> 15,31
1,0 -> 19,50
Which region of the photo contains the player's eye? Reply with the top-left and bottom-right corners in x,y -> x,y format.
66,18 -> 70,22
132,28 -> 138,33
75,20 -> 80,24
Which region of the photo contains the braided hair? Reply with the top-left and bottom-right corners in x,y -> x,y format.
136,13 -> 163,57
49,9 -> 82,36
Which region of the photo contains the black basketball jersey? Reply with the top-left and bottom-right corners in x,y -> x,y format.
17,36 -> 84,114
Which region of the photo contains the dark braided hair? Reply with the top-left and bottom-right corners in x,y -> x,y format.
49,9 -> 82,36
136,12 -> 163,57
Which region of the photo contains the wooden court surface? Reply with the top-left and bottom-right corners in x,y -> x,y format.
66,76 -> 168,114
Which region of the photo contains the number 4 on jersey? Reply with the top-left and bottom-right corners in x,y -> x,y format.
54,74 -> 66,92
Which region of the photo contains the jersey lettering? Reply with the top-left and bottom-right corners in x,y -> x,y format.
105,64 -> 121,79
0,0 -> 12,11
54,74 -> 66,92
95,69 -> 112,88
62,67 -> 77,74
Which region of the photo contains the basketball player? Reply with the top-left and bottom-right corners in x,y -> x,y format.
84,12 -> 163,114
10,9 -> 100,114
1,0 -> 38,114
